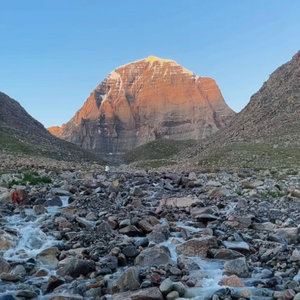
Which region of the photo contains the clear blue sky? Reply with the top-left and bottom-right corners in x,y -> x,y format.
1,0 -> 300,128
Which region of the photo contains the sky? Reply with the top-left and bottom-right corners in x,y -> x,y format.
1,0 -> 300,128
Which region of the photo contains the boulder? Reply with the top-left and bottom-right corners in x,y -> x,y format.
219,275 -> 245,287
45,196 -> 62,206
0,191 -> 13,204
138,219 -> 154,233
135,246 -> 172,267
224,257 -> 250,278
33,205 -> 47,215
111,287 -> 163,300
0,258 -> 11,274
36,247 -> 59,265
15,291 -> 38,299
176,237 -> 218,258
159,278 -> 173,295
56,259 -> 92,278
160,197 -> 196,207
112,267 -> 141,293
177,256 -> 200,271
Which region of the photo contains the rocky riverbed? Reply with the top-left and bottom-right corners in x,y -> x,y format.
1,168 -> 300,300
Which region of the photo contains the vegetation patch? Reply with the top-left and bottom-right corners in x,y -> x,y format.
123,139 -> 196,163
9,172 -> 52,187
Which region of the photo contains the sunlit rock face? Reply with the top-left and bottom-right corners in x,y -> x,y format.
48,56 -> 235,155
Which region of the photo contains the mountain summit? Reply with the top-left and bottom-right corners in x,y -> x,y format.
48,56 -> 235,156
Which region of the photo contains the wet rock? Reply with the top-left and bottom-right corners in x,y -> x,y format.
251,222 -> 276,231
131,187 -> 145,197
47,295 -> 83,300
0,295 -> 16,300
120,219 -> 131,228
135,246 -> 172,267
76,216 -> 92,229
97,221 -> 114,234
119,225 -> 142,237
122,245 -> 139,258
160,197 -> 196,207
45,196 -> 62,206
33,204 -> 47,215
159,278 -> 173,295
224,257 -> 250,278
56,258 -> 92,278
0,273 -> 20,282
135,237 -> 149,248
11,265 -> 26,277
147,231 -> 167,244
138,219 -> 154,233
176,237 -> 218,258
99,255 -> 118,270
213,249 -> 244,260
112,267 -> 141,293
275,227 -> 298,243
284,289 -> 295,299
0,231 -> 16,250
43,275 -> 65,294
0,258 -> 11,274
219,275 -> 245,287
223,241 -> 250,253
15,290 -> 38,299
172,282 -> 187,297
294,292 -> 300,300
0,191 -> 13,204
177,256 -> 200,271
86,212 -> 97,221
111,287 -> 163,300
36,247 -> 59,265
34,268 -> 49,277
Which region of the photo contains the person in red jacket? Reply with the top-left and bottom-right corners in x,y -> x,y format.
12,189 -> 29,204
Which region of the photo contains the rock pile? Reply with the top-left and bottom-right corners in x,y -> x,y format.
1,168 -> 300,300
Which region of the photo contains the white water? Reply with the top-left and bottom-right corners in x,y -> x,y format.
3,197 -> 69,262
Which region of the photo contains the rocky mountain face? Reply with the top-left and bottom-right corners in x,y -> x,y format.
49,56 -> 235,156
0,92 -> 50,137
0,92 -> 102,163
204,50 -> 300,148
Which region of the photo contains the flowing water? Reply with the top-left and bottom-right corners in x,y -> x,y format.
0,197 -> 273,300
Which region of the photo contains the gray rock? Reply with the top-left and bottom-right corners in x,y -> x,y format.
111,287 -> 163,300
97,221 -> 114,234
166,291 -> 179,300
177,256 -> 200,271
0,258 -> 11,274
99,255 -> 118,270
56,259 -> 92,278
45,196 -> 62,206
135,246 -> 172,267
36,247 -> 59,265
176,237 -> 218,258
131,187 -> 145,197
11,265 -> 26,277
173,282 -> 187,297
15,290 -> 38,299
159,278 -> 173,295
122,245 -> 139,258
224,257 -> 250,278
33,204 -> 47,215
112,267 -> 141,293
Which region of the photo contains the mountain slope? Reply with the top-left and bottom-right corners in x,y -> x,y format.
49,56 -> 235,157
189,49 -> 300,169
0,92 -> 104,163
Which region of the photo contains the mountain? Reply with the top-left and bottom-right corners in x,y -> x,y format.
0,92 -> 103,163
48,56 -> 235,157
187,49 -> 300,169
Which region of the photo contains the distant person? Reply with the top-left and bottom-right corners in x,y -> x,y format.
105,166 -> 110,177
